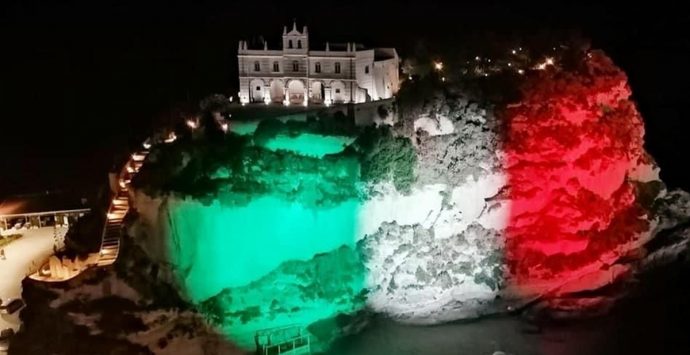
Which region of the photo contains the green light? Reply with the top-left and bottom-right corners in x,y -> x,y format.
165,131 -> 366,350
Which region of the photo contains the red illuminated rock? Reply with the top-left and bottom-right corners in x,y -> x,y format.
502,51 -> 657,298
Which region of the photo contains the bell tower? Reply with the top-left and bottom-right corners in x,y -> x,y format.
282,19 -> 308,53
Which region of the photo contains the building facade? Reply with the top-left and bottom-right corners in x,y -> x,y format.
237,22 -> 400,106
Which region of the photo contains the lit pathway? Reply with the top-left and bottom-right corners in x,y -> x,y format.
0,227 -> 67,334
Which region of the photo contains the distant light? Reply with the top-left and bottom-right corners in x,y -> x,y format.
475,56 -> 480,61
220,122 -> 228,132
518,47 -> 523,51
511,49 -> 517,55
264,95 -> 271,105
283,99 -> 289,106
536,63 -> 547,70
434,61 -> 443,71
164,132 -> 176,143
325,99 -> 331,107
142,141 -> 151,149
508,62 -> 512,67
441,76 -> 446,82
408,75 -> 413,80
487,58 -> 491,63
186,119 -> 198,129
484,73 -> 488,77
545,57 -> 554,65
518,69 -> 525,74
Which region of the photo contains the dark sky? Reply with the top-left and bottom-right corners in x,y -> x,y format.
1,0 -> 689,196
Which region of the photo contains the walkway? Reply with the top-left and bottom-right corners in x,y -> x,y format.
0,227 -> 68,334
28,144 -> 151,282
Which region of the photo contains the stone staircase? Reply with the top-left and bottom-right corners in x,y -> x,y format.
96,149 -> 148,266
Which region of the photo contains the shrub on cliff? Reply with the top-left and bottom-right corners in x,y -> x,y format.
356,126 -> 417,192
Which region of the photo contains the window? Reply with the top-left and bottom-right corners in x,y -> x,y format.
292,61 -> 299,72
254,61 -> 260,71
365,65 -> 369,74
297,40 -> 302,49
335,88 -> 341,94
288,40 -> 293,49
256,86 -> 261,91
334,62 -> 341,74
273,62 -> 279,72
315,62 -> 321,73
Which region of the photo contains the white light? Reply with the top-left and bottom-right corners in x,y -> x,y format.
325,100 -> 331,107
511,49 -> 517,55
303,100 -> 308,107
441,77 -> 446,82
264,95 -> 271,105
241,101 -> 246,106
545,57 -> 554,65
126,166 -> 134,173
518,47 -> 522,51
475,56 -> 480,61
484,73 -> 488,77
518,69 -> 525,74
508,62 -> 512,67
164,132 -> 176,143
487,58 -> 491,63
536,63 -> 546,70
221,122 -> 228,132
283,99 -> 289,106
408,75 -> 413,80
434,61 -> 443,71
186,119 -> 198,129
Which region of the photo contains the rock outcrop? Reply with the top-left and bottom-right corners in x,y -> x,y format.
123,49 -> 690,351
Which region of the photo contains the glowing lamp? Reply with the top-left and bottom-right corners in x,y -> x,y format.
186,119 -> 198,129
434,61 -> 443,71
164,132 -> 176,143
221,123 -> 228,132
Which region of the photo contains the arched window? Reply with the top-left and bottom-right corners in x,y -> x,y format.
288,40 -> 293,49
292,61 -> 299,72
273,62 -> 279,72
315,62 -> 321,73
334,62 -> 341,74
297,40 -> 302,49
254,61 -> 260,71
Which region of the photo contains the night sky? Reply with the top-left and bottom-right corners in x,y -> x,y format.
1,0 -> 689,197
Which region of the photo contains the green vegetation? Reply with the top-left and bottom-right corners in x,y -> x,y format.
355,125 -> 417,192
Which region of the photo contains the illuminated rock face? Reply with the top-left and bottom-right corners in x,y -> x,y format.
502,51 -> 657,298
130,50 -> 673,350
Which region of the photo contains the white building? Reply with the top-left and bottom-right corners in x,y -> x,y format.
237,22 -> 400,106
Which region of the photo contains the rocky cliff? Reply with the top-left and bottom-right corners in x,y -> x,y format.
125,49 -> 690,351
